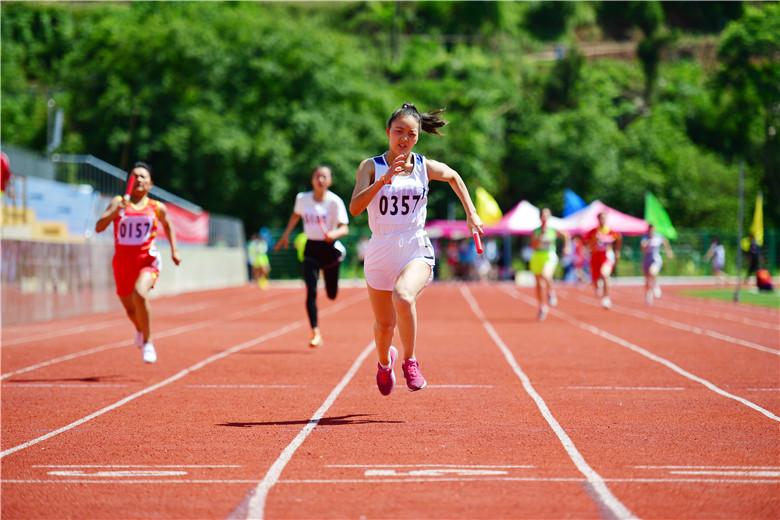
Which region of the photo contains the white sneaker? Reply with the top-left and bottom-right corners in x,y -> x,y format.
653,286 -> 661,298
134,330 -> 144,349
142,343 -> 157,363
548,292 -> 557,307
646,291 -> 653,306
601,296 -> 612,309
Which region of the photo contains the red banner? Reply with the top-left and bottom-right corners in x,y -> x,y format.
157,203 -> 209,245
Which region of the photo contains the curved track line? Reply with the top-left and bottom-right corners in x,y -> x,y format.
241,342 -> 375,520
1,295 -> 301,380
460,286 -> 638,520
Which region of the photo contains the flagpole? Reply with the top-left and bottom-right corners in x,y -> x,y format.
733,161 -> 744,303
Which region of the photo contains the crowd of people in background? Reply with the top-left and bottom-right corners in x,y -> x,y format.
252,218 -> 775,299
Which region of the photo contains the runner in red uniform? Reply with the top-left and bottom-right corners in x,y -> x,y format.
96,162 -> 181,363
586,211 -> 621,309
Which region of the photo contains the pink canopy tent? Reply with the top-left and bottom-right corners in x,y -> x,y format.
424,218 -> 473,239
557,200 -> 648,236
425,200 -> 566,238
484,200 -> 565,236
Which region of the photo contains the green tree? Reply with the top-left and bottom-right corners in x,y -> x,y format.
714,3 -> 780,227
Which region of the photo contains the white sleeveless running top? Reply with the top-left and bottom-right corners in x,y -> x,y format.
367,153 -> 429,235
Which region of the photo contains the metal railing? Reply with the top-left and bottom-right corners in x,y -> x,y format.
1,143 -> 244,247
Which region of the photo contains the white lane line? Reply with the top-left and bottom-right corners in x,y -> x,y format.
428,384 -> 494,388
670,470 -> 780,477
0,318 -> 303,459
1,295 -> 300,380
566,386 -> 685,391
635,465 -> 780,470
47,470 -> 189,477
1,339 -> 136,381
2,293 -> 265,346
4,476 -> 779,485
326,464 -> 533,468
634,464 -> 780,478
3,384 -> 128,388
460,286 -> 637,520
364,468 -> 509,477
1,319 -> 128,346
3,295 -> 266,347
34,465 -> 242,468
243,341 -> 376,520
503,287 -> 780,422
653,300 -> 779,331
573,294 -> 779,356
1,292 -> 367,460
553,309 -> 780,423
185,385 -> 302,389
616,305 -> 779,356
280,476 -> 780,484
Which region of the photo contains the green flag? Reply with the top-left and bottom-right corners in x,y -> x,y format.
644,192 -> 677,240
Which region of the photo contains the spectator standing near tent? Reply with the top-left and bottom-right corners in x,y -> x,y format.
586,211 -> 621,309
703,237 -> 727,287
95,161 -> 181,364
247,232 -> 271,289
530,207 -> 571,321
640,224 -> 673,305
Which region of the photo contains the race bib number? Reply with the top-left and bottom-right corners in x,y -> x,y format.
378,187 -> 426,216
117,215 -> 154,246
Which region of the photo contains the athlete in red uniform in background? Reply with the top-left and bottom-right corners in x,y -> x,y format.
96,162 -> 181,363
586,211 -> 621,309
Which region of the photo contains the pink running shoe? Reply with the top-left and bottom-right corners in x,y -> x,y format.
376,346 -> 397,396
402,358 -> 427,391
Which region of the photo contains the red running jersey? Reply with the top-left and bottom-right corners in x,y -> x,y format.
113,197 -> 161,253
588,226 -> 618,256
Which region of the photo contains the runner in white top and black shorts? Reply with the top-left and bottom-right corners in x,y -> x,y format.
350,102 -> 483,396
276,166 -> 349,348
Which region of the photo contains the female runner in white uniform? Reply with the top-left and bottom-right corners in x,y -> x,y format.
640,224 -> 673,305
276,165 -> 349,347
350,103 -> 483,396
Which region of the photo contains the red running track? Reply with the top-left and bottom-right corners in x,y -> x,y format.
2,281 -> 778,519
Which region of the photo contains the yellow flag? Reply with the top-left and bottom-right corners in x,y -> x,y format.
750,191 -> 763,247
475,187 -> 503,225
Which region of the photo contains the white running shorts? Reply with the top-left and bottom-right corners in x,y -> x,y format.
364,229 -> 435,291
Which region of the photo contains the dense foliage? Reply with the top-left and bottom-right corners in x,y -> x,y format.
2,1 -> 777,233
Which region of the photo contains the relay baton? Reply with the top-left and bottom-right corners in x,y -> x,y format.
473,229 -> 483,254
118,174 -> 136,217
319,219 -> 329,239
